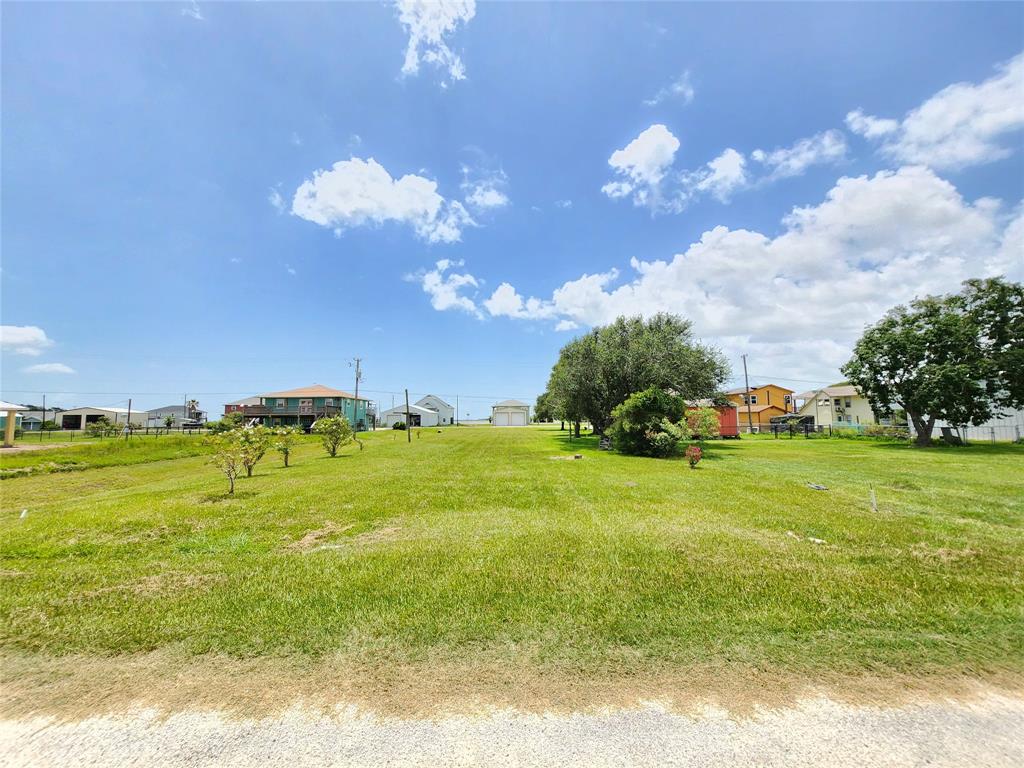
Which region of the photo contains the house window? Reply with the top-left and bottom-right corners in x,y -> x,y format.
749,394 -> 758,405
835,402 -> 843,412
276,399 -> 286,408
325,398 -> 334,406
845,398 -> 852,408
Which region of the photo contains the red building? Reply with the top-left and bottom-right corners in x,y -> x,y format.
687,402 -> 740,438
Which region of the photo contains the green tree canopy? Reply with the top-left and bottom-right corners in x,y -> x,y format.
842,277 -> 1024,446
545,313 -> 729,434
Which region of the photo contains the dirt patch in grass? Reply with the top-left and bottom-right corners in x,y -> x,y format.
1,651 -> 1021,722
287,522 -> 354,551
0,443 -> 72,455
307,524 -> 404,551
909,542 -> 981,564
61,573 -> 226,604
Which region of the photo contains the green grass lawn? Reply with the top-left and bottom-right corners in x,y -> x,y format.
1,426 -> 1022,708
0,433 -> 212,478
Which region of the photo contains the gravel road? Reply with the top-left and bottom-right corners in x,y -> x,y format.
2,694 -> 1022,767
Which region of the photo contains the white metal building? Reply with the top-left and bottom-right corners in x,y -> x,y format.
415,395 -> 455,425
379,403 -> 440,428
58,407 -> 138,430
491,400 -> 530,426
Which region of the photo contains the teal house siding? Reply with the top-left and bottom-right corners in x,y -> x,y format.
254,385 -> 369,430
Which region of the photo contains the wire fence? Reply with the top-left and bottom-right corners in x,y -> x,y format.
741,421 -> 1022,443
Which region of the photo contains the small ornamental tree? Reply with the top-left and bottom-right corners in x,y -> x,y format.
237,424 -> 270,477
686,407 -> 720,441
608,387 -> 688,457
272,426 -> 300,467
163,414 -> 175,429
207,431 -> 243,494
312,415 -> 353,457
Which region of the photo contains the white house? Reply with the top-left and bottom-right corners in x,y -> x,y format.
415,394 -> 455,425
795,386 -> 881,427
57,406 -> 139,430
379,403 -> 440,428
491,399 -> 530,426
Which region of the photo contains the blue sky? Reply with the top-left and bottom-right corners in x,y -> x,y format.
2,1 -> 1022,418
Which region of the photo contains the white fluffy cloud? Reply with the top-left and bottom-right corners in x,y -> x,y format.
643,71 -> 695,107
22,362 -> 75,375
483,282 -> 558,320
751,130 -> 848,180
603,124 -> 847,213
847,53 -> 1024,169
0,325 -> 54,356
415,259 -> 481,316
291,157 -> 474,243
396,0 -> 476,83
687,148 -> 748,203
601,124 -> 680,208
486,166 -> 1023,379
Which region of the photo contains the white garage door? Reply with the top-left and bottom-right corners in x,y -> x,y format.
494,412 -> 510,426
509,411 -> 527,426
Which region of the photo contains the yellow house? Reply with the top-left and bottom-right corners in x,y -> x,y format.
725,384 -> 796,427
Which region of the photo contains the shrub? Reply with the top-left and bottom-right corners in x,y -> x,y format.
313,416 -> 353,457
392,421 -> 406,430
609,387 -> 688,457
208,412 -> 245,434
85,417 -> 112,438
863,424 -> 911,440
685,444 -> 702,468
686,406 -> 720,440
272,426 -> 300,467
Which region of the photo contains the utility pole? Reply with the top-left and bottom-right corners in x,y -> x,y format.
404,388 -> 411,443
350,357 -> 362,430
741,355 -> 754,435
42,394 -> 46,430
126,398 -> 132,441
455,395 -> 459,426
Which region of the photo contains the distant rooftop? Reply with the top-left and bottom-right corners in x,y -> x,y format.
259,384 -> 367,401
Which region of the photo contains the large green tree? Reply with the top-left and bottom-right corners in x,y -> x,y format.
842,277 -> 1023,446
545,313 -> 729,435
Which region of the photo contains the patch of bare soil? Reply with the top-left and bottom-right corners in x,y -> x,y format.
59,573 -> 226,604
0,442 -> 71,455
909,542 -> 981,563
286,522 -> 354,551
1,650 -> 1021,723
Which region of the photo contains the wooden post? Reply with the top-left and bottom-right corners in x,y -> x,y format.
405,389 -> 411,443
125,399 -> 132,441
